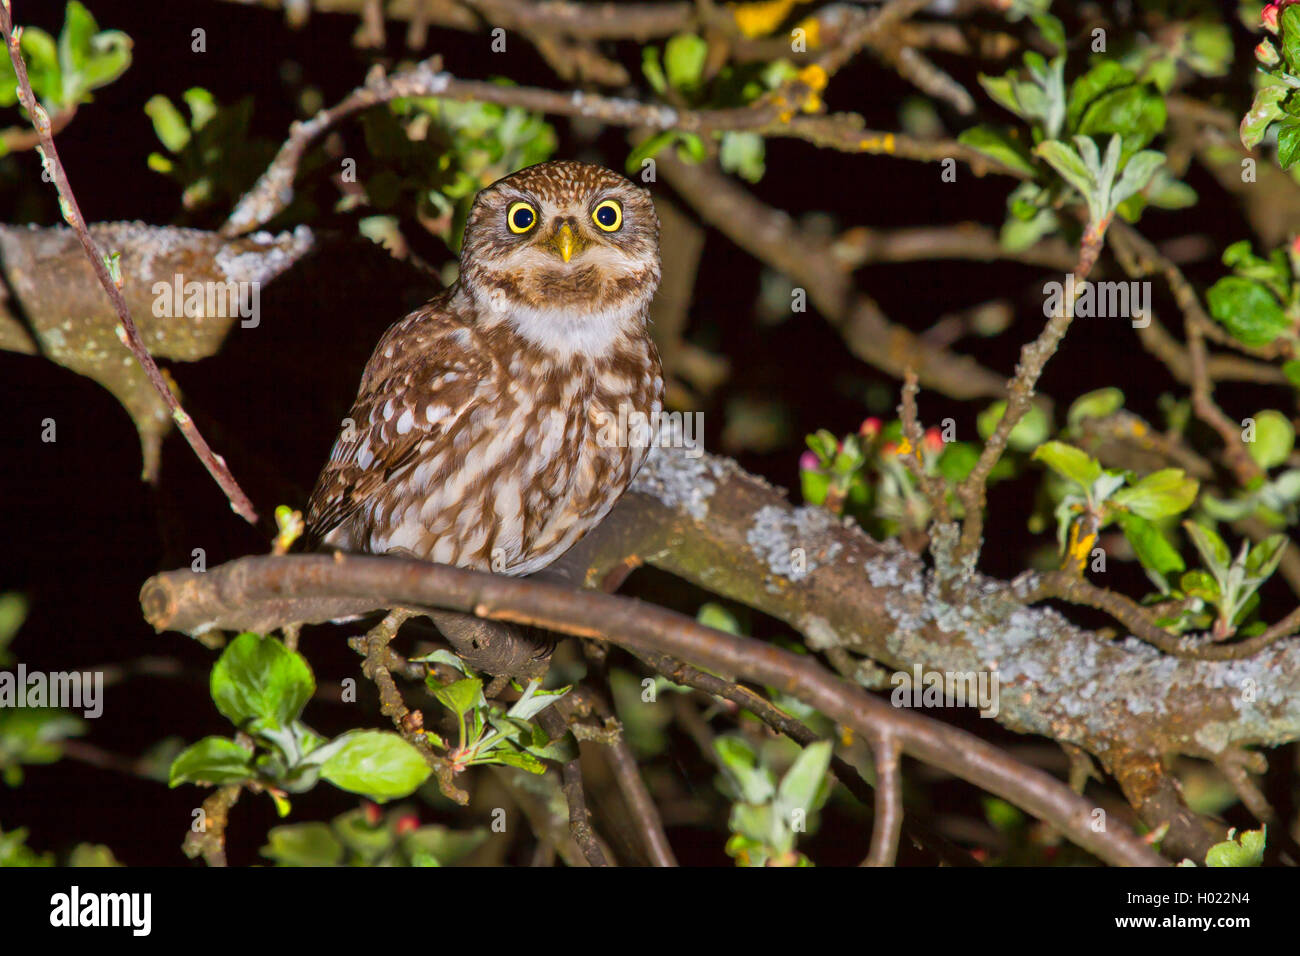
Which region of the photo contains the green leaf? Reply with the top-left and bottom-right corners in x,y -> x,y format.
210,632 -> 315,730
1067,387 -> 1124,427
664,33 -> 708,94
1283,7 -> 1300,71
719,131 -> 766,183
641,47 -> 667,95
319,730 -> 431,800
1032,441 -> 1102,489
957,125 -> 1036,176
976,73 -> 1022,118
1245,535 -> 1287,582
1279,123 -> 1300,170
261,822 -> 344,866
1179,569 -> 1221,602
977,400 -> 1051,451
1065,61 -> 1133,132
145,95 -> 191,153
1205,827 -> 1266,867
714,735 -> 775,805
1247,410 -> 1295,469
1205,277 -> 1291,347
1076,86 -> 1166,158
1035,140 -> 1095,202
1240,84 -> 1288,151
698,602 -> 742,635
431,677 -> 483,718
1111,150 -> 1165,208
168,737 -> 254,787
775,740 -> 831,814
1116,512 -> 1185,588
1183,521 -> 1231,571
1112,469 -> 1199,520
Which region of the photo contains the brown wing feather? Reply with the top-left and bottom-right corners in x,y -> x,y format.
305,296 -> 488,547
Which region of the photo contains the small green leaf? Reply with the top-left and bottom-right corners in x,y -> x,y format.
775,740 -> 831,814
1112,469 -> 1199,520
1245,535 -> 1287,582
261,823 -> 344,866
145,95 -> 192,154
1247,410 -> 1295,470
1278,122 -> 1300,170
210,632 -> 315,730
1035,140 -> 1095,202
168,737 -> 254,787
1116,512 -> 1185,587
1032,441 -> 1103,489
1183,521 -> 1231,571
977,400 -> 1051,450
1240,84 -> 1288,151
431,677 -> 483,718
1067,387 -> 1124,427
957,125 -> 1036,176
1205,827 -> 1266,867
664,33 -> 708,94
319,730 -> 431,800
1205,277 -> 1291,347
719,131 -> 766,183
1180,569 -> 1221,602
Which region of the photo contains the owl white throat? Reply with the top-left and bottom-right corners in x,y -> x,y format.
461,279 -> 654,362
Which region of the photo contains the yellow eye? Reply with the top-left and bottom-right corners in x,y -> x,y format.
507,201 -> 537,234
592,199 -> 622,232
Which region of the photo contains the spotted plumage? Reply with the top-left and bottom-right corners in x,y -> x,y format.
305,160 -> 664,575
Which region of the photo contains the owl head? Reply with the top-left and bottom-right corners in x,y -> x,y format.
458,160 -> 661,355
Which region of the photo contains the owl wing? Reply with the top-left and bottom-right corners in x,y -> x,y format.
305,304 -> 488,547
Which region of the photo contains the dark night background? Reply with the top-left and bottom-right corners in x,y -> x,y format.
0,0 -> 1287,865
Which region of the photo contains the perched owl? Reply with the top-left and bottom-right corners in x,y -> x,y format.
305,160 -> 664,577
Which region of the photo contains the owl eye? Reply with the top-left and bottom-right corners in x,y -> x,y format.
507,201 -> 537,234
592,199 -> 622,232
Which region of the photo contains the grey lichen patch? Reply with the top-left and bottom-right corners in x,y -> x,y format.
747,504 -> 842,582
215,225 -> 315,283
631,446 -> 726,521
800,614 -> 841,651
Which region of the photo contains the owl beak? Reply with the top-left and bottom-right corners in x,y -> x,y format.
551,223 -> 582,263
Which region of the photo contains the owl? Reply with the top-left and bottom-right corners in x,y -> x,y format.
305,160 -> 664,578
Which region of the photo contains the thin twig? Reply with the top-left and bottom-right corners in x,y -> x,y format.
0,4 -> 258,525
864,732 -> 903,867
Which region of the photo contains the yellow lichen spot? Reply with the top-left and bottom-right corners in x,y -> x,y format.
778,109 -> 794,124
794,15 -> 821,48
1130,421 -> 1147,437
883,133 -> 896,153
1065,522 -> 1096,571
798,63 -> 828,92
731,0 -> 807,38
840,725 -> 854,747
802,92 -> 823,114
895,437 -> 913,456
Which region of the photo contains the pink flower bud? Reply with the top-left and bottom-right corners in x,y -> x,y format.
858,417 -> 882,438
1257,38 -> 1281,66
799,450 -> 820,472
362,801 -> 383,826
1264,1 -> 1282,33
394,814 -> 419,835
923,427 -> 945,454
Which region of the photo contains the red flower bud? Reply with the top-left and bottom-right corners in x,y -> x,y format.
923,427 -> 945,454
1257,38 -> 1281,66
858,417 -> 882,438
362,801 -> 383,826
394,814 -> 419,836
1264,1 -> 1282,33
